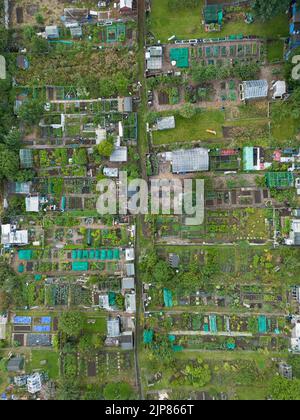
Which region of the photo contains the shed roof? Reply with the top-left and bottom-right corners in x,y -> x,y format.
7,356 -> 24,372
110,146 -> 128,162
122,277 -> 135,290
125,293 -> 136,313
157,116 -> 175,131
70,25 -> 83,38
120,0 -> 133,9
107,318 -> 120,337
126,263 -> 135,277
25,196 -> 39,213
45,26 -> 59,39
171,148 -> 209,173
0,55 -> 6,80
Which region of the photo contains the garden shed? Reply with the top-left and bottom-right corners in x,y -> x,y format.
45,26 -> 60,39
0,55 -> 6,80
157,116 -> 175,131
25,196 -> 40,213
107,318 -> 120,337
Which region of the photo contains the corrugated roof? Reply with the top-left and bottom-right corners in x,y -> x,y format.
171,148 -> 209,173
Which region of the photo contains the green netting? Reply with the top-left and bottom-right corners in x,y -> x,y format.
108,291 -> 116,306
209,315 -> 217,333
72,262 -> 89,271
18,250 -> 33,261
101,250 -> 107,260
258,315 -> 267,334
163,288 -> 173,308
83,250 -> 89,259
203,323 -> 209,332
169,334 -> 176,343
61,196 -> 66,211
172,345 -> 183,352
107,250 -> 113,260
143,329 -> 154,344
72,250 -> 77,259
205,47 -> 212,57
78,250 -> 83,259
170,48 -> 189,68
18,264 -> 24,273
214,46 -> 220,57
96,250 -> 101,259
113,249 -> 120,260
227,342 -> 236,350
35,274 -> 42,281
204,5 -> 220,24
265,172 -> 294,188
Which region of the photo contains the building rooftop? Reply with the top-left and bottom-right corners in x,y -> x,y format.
157,116 -> 175,131
0,55 -> 6,80
7,356 -> 24,372
241,80 -> 268,100
122,277 -> 135,290
125,293 -> 136,313
107,318 -> 120,338
25,196 -> 40,213
110,146 -> 128,163
1,224 -> 28,246
170,148 -> 209,173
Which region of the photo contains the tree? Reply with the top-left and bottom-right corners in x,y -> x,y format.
58,311 -> 85,338
179,103 -> 197,119
3,129 -> 21,151
103,382 -> 134,400
0,145 -> 19,181
269,376 -> 300,400
18,99 -> 44,126
152,260 -> 173,286
98,137 -> 114,158
253,0 -> 290,21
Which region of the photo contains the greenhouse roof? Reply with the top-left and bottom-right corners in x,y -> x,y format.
19,149 -> 33,169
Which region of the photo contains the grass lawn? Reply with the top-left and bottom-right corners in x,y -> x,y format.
152,109 -> 225,145
271,103 -> 300,142
84,315 -> 107,334
267,40 -> 285,63
27,350 -> 59,379
149,0 -> 288,42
